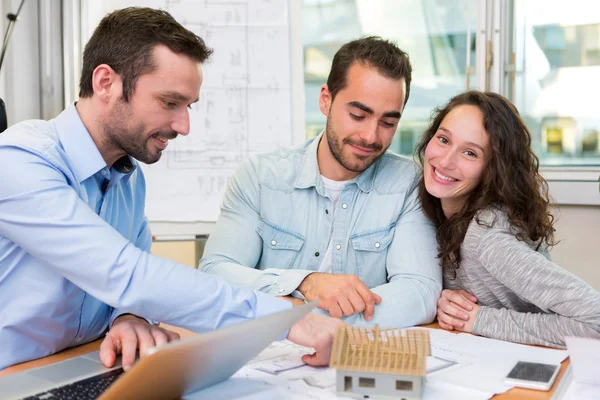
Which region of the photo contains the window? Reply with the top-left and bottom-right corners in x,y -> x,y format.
511,0 -> 600,166
344,376 -> 352,391
302,0 -> 600,204
358,377 -> 376,388
396,380 -> 414,391
302,0 -> 477,156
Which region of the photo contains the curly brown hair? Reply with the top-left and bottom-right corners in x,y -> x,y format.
414,90 -> 555,272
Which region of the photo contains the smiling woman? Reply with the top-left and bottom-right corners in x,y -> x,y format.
415,90 -> 556,275
422,104 -> 490,217
413,90 -> 600,348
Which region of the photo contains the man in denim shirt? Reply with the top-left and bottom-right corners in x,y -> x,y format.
200,37 -> 442,327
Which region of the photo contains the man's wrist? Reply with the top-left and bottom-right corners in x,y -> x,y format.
113,313 -> 146,325
278,296 -> 305,307
297,273 -> 315,296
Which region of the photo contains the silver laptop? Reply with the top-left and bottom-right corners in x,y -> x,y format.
0,301 -> 317,400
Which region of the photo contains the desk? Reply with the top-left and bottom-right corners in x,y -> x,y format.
0,324 -> 569,399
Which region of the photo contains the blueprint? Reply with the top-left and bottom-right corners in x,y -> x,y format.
182,328 -> 570,400
87,0 -> 295,222
183,336 -> 488,400
183,340 -> 354,400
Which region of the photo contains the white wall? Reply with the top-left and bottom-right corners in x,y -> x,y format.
551,205 -> 600,291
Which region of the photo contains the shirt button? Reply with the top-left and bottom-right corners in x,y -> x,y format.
335,244 -> 341,250
101,170 -> 107,176
315,252 -> 320,257
271,240 -> 277,246
75,337 -> 82,343
375,242 -> 381,248
325,209 -> 329,214
279,289 -> 285,293
342,203 -> 348,209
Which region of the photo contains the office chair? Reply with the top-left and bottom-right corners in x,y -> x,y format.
0,98 -> 6,133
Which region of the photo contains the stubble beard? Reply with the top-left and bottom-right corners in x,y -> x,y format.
325,117 -> 387,174
103,99 -> 160,165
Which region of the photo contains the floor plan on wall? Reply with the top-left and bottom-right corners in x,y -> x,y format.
112,0 -> 296,222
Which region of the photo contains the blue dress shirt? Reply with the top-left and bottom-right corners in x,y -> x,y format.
200,133 -> 442,327
0,104 -> 289,370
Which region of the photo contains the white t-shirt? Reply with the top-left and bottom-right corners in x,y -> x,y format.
318,175 -> 349,273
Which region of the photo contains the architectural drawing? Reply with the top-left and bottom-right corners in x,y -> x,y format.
249,341 -> 312,374
126,0 -> 295,222
185,330 -> 504,399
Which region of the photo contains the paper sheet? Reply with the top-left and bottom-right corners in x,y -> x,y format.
424,379 -> 494,400
249,341 -> 313,374
185,332 -> 568,399
415,329 -> 568,395
435,333 -> 568,365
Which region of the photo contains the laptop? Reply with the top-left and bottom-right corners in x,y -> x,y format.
0,301 -> 317,400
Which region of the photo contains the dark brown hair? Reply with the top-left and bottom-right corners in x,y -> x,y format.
79,7 -> 213,101
326,36 -> 412,105
415,90 -> 555,271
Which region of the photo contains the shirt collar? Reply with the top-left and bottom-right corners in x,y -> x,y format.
106,155 -> 136,189
294,132 -> 322,191
54,103 -> 136,183
294,130 -> 378,194
113,155 -> 135,174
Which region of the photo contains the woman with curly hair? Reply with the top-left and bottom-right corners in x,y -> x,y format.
415,90 -> 600,348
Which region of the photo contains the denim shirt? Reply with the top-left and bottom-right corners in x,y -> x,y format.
200,133 -> 442,327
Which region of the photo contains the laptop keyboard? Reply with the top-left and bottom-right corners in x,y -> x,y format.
21,368 -> 124,400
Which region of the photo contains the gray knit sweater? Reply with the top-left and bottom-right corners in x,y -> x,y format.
443,207 -> 600,348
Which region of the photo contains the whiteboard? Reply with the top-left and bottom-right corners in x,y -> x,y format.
80,0 -> 304,231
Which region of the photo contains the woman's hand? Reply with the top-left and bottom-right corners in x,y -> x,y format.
437,289 -> 480,333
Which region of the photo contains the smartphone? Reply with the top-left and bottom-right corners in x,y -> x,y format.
504,361 -> 561,391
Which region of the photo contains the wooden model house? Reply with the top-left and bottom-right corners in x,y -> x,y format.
330,326 -> 431,400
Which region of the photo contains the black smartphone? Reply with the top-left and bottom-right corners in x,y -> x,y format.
504,361 -> 561,391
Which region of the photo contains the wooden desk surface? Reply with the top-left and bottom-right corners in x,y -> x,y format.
0,324 -> 569,399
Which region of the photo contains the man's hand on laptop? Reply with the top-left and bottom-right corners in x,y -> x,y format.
287,313 -> 345,366
297,273 -> 382,320
99,314 -> 180,371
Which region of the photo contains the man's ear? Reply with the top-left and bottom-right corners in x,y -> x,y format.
91,64 -> 122,103
319,84 -> 332,117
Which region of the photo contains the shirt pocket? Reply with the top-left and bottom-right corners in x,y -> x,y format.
350,223 -> 396,287
257,219 -> 305,269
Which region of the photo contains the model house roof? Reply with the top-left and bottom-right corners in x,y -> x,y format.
330,326 -> 431,376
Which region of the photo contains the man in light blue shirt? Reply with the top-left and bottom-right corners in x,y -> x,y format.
0,7 -> 341,371
200,37 -> 442,327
